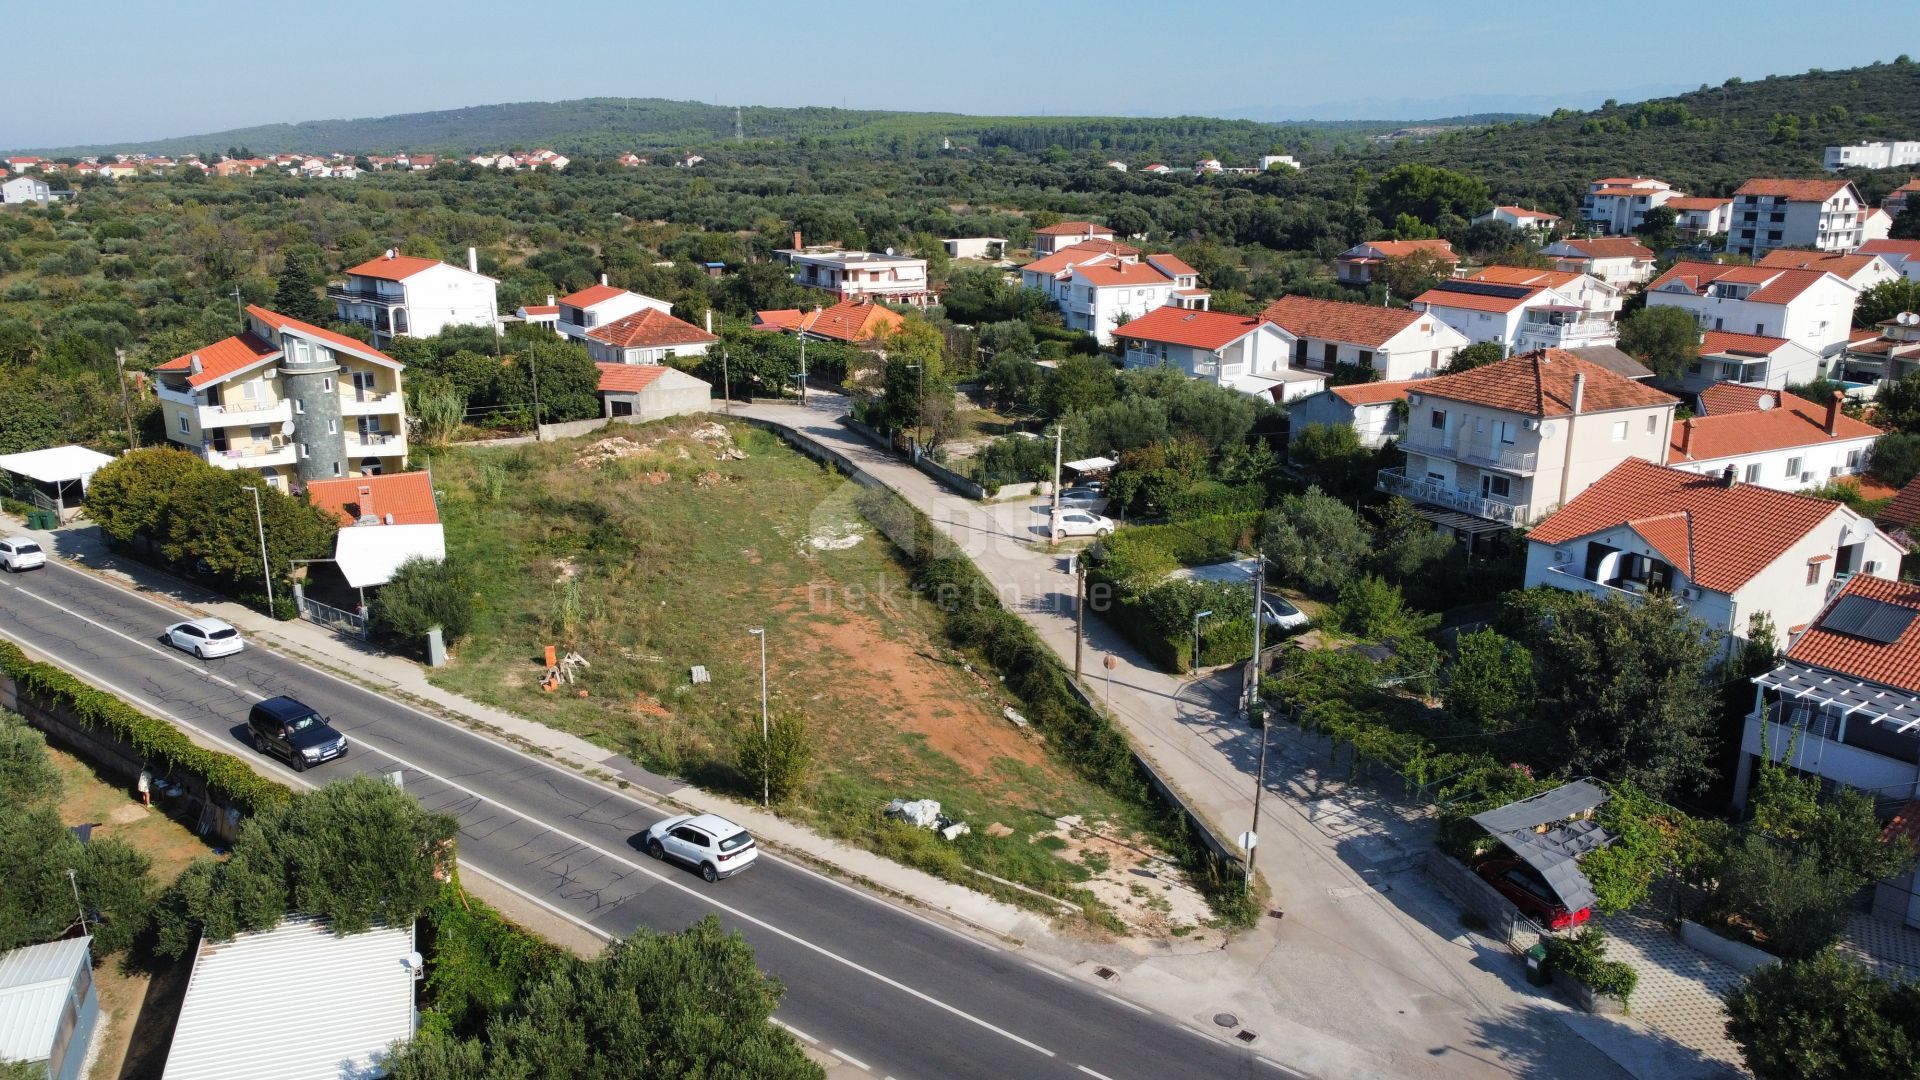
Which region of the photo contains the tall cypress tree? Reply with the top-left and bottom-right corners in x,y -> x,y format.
271,258 -> 332,325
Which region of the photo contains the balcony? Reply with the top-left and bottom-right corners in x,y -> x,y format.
197,436 -> 296,470
200,399 -> 293,428
155,381 -> 200,407
1376,468 -> 1528,524
327,284 -> 404,307
1540,564 -> 1655,604
345,430 -> 407,456
340,390 -> 404,416
1403,435 -> 1538,474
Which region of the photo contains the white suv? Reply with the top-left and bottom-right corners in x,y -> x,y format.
0,537 -> 46,572
643,813 -> 758,881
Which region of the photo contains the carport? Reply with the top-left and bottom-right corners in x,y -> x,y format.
1470,779 -> 1614,913
1062,456 -> 1117,485
0,445 -> 115,523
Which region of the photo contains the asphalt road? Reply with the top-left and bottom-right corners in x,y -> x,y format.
0,559 -> 1295,1080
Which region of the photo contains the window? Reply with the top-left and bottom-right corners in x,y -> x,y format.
1754,323 -> 1766,335
1847,449 -> 1862,468
177,414 -> 189,433
1430,409 -> 1446,430
1806,561 -> 1822,585
1610,421 -> 1628,442
1745,463 -> 1763,483
293,398 -> 304,414
1496,420 -> 1516,445
299,442 -> 309,459
1645,415 -> 1657,435
1483,475 -> 1512,498
321,377 -> 332,392
1714,318 -> 1724,330
1786,456 -> 1802,477
331,461 -> 342,477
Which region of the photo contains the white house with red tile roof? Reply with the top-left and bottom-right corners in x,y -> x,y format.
1141,163 -> 1173,175
1287,380 -> 1418,449
1664,197 -> 1735,241
1258,295 -> 1468,381
1382,350 -> 1679,527
1020,244 -> 1206,344
1580,177 -> 1679,234
516,297 -> 560,330
1667,386 -> 1879,490
593,362 -> 712,422
1674,329 -> 1825,393
4,156 -> 45,172
1472,206 -> 1560,233
1738,575 -> 1920,829
554,280 -> 672,343
1410,270 -> 1618,354
1030,221 -> 1117,255
1114,307 -> 1308,400
1539,237 -> 1658,286
1335,240 -> 1459,286
330,248 -> 499,346
753,299 -> 905,344
304,471 -> 446,589
1756,248 -> 1901,292
1837,310 -> 1920,388
1646,260 -> 1859,357
1526,459 -> 1901,661
153,306 -> 409,489
774,246 -> 932,306
1858,239 -> 1920,284
583,308 -> 717,366
1729,178 -> 1866,257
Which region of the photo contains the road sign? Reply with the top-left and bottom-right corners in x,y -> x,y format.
1239,830 -> 1258,852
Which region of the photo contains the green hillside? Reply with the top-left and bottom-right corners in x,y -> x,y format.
1403,58 -> 1920,212
19,96 -> 1526,164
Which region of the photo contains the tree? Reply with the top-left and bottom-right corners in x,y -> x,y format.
1634,205 -> 1679,252
1368,496 -> 1455,583
1441,342 -> 1506,374
1288,423 -> 1379,501
1380,249 -> 1453,301
1891,200 -> 1920,241
1371,164 -> 1491,226
1879,372 -> 1920,433
1331,575 -> 1427,640
1039,354 -> 1118,417
735,713 -> 814,803
1444,629 -> 1534,735
1726,950 -> 1920,1080
1870,431 -> 1920,486
1263,487 -> 1372,595
0,712 -> 61,809
1618,304 -> 1702,378
979,349 -> 1042,411
370,557 -> 474,644
0,803 -> 154,955
409,381 -> 466,447
271,253 -> 332,326
500,339 -> 601,423
1853,278 -> 1920,329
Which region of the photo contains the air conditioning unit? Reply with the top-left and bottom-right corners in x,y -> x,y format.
1800,471 -> 1815,483
1523,418 -> 1541,431
1680,587 -> 1700,600
1553,550 -> 1573,564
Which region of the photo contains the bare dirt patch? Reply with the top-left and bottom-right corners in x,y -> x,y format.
1040,817 -> 1216,941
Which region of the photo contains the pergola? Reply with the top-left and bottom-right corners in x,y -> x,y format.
0,445 -> 115,522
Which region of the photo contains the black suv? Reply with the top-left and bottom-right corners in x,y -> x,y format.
247,696 -> 348,771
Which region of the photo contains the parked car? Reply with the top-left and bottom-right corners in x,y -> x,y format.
1261,591 -> 1311,633
1054,510 -> 1115,538
1474,857 -> 1591,930
165,618 -> 245,658
0,536 -> 46,572
643,813 -> 759,882
1057,487 -> 1106,507
246,695 -> 349,771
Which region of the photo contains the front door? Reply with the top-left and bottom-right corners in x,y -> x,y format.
352,371 -> 377,402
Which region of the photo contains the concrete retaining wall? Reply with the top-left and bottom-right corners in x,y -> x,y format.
986,481 -> 1042,501
1423,849 -> 1525,949
1678,919 -> 1778,974
536,416 -> 613,442
913,453 -> 987,500
1552,968 -> 1628,1015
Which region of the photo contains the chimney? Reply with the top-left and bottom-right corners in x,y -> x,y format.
357,484 -> 375,524
793,230 -> 803,250
1679,417 -> 1693,458
468,246 -> 478,274
188,354 -> 202,375
1826,391 -> 1842,436
547,294 -> 555,306
705,309 -> 713,333
599,272 -> 609,287
1570,372 -> 1586,415
1720,464 -> 1738,488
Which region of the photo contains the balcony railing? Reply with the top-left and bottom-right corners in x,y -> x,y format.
327,284 -> 403,306
1376,468 -> 1528,524
345,431 -> 404,450
200,437 -> 294,465
1403,436 -> 1538,473
340,390 -> 403,414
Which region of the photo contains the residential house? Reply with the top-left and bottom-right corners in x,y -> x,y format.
305,471 -> 445,591
0,937 -> 99,1080
753,298 -> 905,344
1580,177 -> 1679,235
1728,178 -> 1865,257
1379,349 -> 1679,528
330,248 -> 500,346
1335,239 -> 1458,286
1114,306 -> 1310,400
1194,158 -> 1224,174
617,153 -> 646,167
1287,380 -> 1417,449
154,305 -> 409,489
1836,311 -> 1920,388
1259,154 -> 1301,171
1019,244 -> 1206,344
1472,206 -> 1561,233
554,281 -> 673,343
1880,481 -> 1920,567
1666,196 -> 1735,240
210,158 -> 269,176
1884,179 -> 1920,221
775,245 -> 933,306
1862,207 -> 1895,244
1411,269 -> 1619,354
163,917 -> 418,1080
1756,248 -> 1901,293
1675,330 -> 1825,393
1258,294 -> 1469,381
594,362 -> 714,422
1667,385 -> 1880,489
1105,160 -> 1128,172
1526,459 -> 1901,662
1031,221 -> 1117,255
1824,141 -> 1920,171
516,297 -> 560,331
1737,576 -> 1920,841
1,176 -> 51,204
584,307 -> 717,365
676,154 -> 705,168
4,156 -> 44,171
942,237 -> 1005,260
1645,260 -> 1858,357
1540,237 -> 1658,286
1141,163 -> 1173,175
1859,239 -> 1920,283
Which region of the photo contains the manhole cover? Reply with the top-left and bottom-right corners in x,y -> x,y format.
1212,1013 -> 1238,1028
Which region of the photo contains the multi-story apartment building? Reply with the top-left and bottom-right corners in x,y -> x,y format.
1667,383 -> 1881,488
774,246 -> 933,307
1378,350 -> 1678,527
153,306 -> 408,491
1411,269 -> 1620,354
1020,243 -> 1207,344
554,281 -> 672,343
1823,141 -> 1920,172
1728,179 -> 1865,257
1539,238 -> 1657,286
1665,197 -> 1735,240
1645,261 -> 1859,357
1030,221 -> 1117,255
1579,177 -> 1678,235
329,249 -> 500,347
1258,295 -> 1468,381
1114,306 -> 1308,400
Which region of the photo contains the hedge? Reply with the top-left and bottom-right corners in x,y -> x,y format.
1092,511 -> 1263,591
1545,927 -> 1638,1003
0,640 -> 292,813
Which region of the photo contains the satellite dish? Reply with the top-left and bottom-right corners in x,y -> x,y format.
1901,312 -> 1918,326
1756,394 -> 1775,411
280,420 -> 295,435
1538,421 -> 1558,439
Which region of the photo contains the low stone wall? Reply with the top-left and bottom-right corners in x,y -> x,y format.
536,416 -> 613,442
1422,849 -> 1525,949
1552,968 -> 1628,1015
986,481 -> 1042,501
1678,919 -> 1778,974
913,454 -> 987,500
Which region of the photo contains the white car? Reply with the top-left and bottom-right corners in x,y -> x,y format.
643,813 -> 759,881
0,537 -> 45,572
165,618 -> 245,659
1054,510 -> 1115,538
1262,592 -> 1311,632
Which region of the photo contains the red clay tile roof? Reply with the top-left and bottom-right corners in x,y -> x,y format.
1075,260 -> 1177,287
1258,295 -> 1426,349
1860,239 -> 1920,261
1020,240 -> 1141,276
246,306 -> 399,367
305,471 -> 440,526
1666,197 -> 1732,211
519,305 -> 559,316
1647,261 -> 1829,305
1468,266 -> 1586,289
753,309 -> 805,331
1756,250 -> 1884,279
1553,238 -> 1655,260
1330,380 -> 1419,406
344,253 -> 445,281
1033,221 -> 1114,237
1530,459 -> 1846,593
1113,307 -> 1270,350
1412,280 -> 1546,313
584,307 -> 717,349
1734,178 -> 1855,203
1700,329 -> 1792,357
1487,205 -> 1559,220
559,284 -> 628,308
1879,479 -> 1920,531
594,363 -> 670,394
155,332 -> 280,388
1145,253 -> 1197,277
754,299 -> 904,343
1787,575 -> 1920,694
1881,800 -> 1920,851
1668,390 -> 1878,463
1697,382 -> 1781,415
1346,239 -> 1458,261
1413,349 -> 1677,416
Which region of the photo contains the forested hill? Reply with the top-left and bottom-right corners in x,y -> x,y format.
20,96 -> 1525,162
1404,58 -> 1920,212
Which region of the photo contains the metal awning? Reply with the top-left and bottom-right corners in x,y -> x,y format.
1063,456 -> 1117,473
1471,780 -> 1613,913
1407,506 -> 1510,536
1756,660 -> 1920,733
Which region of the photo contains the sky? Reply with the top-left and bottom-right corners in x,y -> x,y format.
5,0 -> 1919,149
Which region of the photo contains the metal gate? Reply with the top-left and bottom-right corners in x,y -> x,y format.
298,595 -> 366,638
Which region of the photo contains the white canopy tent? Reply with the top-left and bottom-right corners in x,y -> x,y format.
331,523 -> 445,589
0,445 -> 115,521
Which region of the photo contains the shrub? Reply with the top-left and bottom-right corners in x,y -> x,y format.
735,713 -> 814,804
1544,927 -> 1638,1003
371,556 -> 475,644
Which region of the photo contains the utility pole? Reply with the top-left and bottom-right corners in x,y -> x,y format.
1246,552 -> 1268,888
721,349 -> 732,413
232,285 -> 243,318
113,348 -> 136,449
243,486 -> 273,615
748,628 -> 769,807
797,334 -> 808,406
1048,423 -> 1064,543
1074,555 -> 1087,680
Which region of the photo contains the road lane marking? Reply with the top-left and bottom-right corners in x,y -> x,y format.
1026,961 -> 1074,983
831,1049 -> 871,1071
0,623 -> 197,724
1258,1056 -> 1310,1077
1101,992 -> 1151,1016
1076,1067 -> 1118,1080
0,579 -> 250,694
769,1018 -> 817,1044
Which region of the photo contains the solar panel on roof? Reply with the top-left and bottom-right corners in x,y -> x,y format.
1823,595 -> 1919,644
1431,280 -> 1532,299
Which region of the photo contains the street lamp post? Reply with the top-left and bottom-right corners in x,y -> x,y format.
242,486 -> 273,615
748,627 -> 769,806
905,362 -> 924,454
1191,609 -> 1214,673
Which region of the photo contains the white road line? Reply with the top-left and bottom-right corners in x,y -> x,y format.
457,862 -> 616,942
1076,1066 -> 1118,1080
769,1018 -> 818,1044
1100,992 -> 1151,1016
1257,1056 -> 1307,1077
1025,960 -> 1074,983
0,623 -> 195,725
0,579 -> 251,694
1179,1023 -> 1215,1042
831,1049 -> 872,1071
